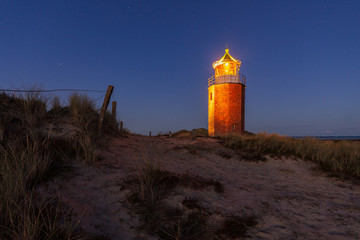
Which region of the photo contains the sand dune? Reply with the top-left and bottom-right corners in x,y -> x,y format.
37,135 -> 360,239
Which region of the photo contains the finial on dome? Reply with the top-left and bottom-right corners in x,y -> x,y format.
212,47 -> 241,69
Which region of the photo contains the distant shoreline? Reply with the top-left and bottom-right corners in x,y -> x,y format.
292,136 -> 360,140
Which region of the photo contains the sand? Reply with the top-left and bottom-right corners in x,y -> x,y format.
37,135 -> 360,239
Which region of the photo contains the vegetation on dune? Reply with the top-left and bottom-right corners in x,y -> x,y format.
122,157 -> 256,239
0,91 -> 120,239
68,93 -> 100,163
226,133 -> 360,178
4,89 -> 359,239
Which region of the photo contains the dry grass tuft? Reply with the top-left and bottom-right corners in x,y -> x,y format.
124,160 -> 179,236
123,157 -> 235,239
68,93 -> 97,125
51,95 -> 62,110
68,93 -> 119,162
1,193 -> 81,240
226,133 -> 360,177
0,135 -> 82,239
20,90 -> 48,134
134,159 -> 176,205
68,93 -> 99,162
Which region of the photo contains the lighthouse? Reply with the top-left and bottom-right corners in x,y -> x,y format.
208,48 -> 246,137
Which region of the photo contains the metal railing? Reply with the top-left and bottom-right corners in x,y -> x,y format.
208,73 -> 246,87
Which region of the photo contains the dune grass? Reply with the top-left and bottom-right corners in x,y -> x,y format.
68,93 -> 120,162
0,133 -> 82,239
68,93 -> 99,163
0,91 -> 119,239
226,133 -> 360,177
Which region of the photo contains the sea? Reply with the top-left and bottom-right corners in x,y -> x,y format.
292,136 -> 360,140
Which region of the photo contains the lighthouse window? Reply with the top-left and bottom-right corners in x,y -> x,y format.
210,92 -> 212,101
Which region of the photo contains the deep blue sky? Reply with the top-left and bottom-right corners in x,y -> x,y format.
1,0 -> 359,136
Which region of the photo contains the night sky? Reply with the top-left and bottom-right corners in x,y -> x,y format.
1,0 -> 359,136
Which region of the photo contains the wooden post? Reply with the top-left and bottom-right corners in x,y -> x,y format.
120,121 -> 123,133
149,131 -> 151,137
112,101 -> 117,120
98,85 -> 114,135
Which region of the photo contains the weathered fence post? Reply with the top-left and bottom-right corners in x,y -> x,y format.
112,101 -> 117,120
149,131 -> 152,137
98,85 -> 114,135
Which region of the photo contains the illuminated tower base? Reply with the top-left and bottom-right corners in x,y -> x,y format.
208,48 -> 246,137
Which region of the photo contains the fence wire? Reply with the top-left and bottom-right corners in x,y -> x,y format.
0,88 -> 109,110
0,89 -> 105,93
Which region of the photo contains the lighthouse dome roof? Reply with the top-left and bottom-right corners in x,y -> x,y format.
212,48 -> 241,69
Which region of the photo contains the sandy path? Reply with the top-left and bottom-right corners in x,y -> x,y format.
37,135 -> 360,239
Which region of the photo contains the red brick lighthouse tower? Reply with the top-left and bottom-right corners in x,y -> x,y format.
208,48 -> 246,137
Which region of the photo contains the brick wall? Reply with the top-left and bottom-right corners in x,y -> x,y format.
208,85 -> 215,136
208,83 -> 245,137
